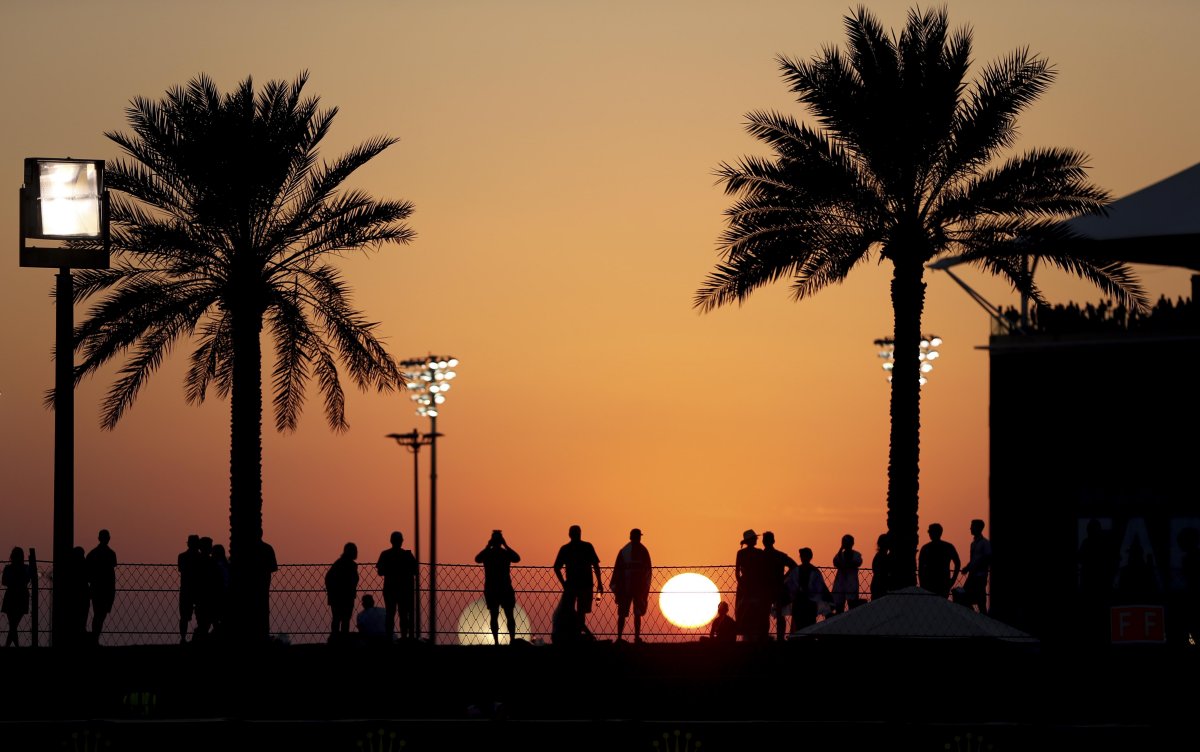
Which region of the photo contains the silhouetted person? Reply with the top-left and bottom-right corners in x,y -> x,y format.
194,536 -> 218,640
209,543 -> 230,639
708,600 -> 737,643
611,528 -> 652,643
177,534 -> 203,643
325,542 -> 359,643
831,533 -> 862,614
85,529 -> 117,644
376,531 -> 418,641
786,546 -> 830,633
553,524 -> 602,639
761,531 -> 797,639
356,593 -> 387,645
2,547 -> 32,647
960,519 -> 992,614
918,523 -> 961,598
475,530 -> 521,644
735,529 -> 770,641
869,533 -> 892,600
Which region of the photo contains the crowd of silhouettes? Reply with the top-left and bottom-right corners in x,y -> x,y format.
0,519 -> 1013,647
177,534 -> 230,643
999,294 -> 1195,337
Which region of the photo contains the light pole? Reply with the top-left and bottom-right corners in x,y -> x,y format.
386,428 -> 434,639
399,355 -> 458,643
19,158 -> 109,647
874,334 -> 942,386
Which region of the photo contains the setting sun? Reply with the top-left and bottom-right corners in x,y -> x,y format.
658,573 -> 720,629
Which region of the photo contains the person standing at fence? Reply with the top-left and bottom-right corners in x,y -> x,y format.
2,547 -> 32,647
177,534 -> 203,643
761,531 -> 797,640
325,542 -> 359,644
869,533 -> 893,600
611,528 -> 652,643
85,529 -> 117,644
376,531 -> 418,641
475,530 -> 521,644
553,524 -> 603,639
918,523 -> 961,599
194,536 -> 219,640
831,533 -> 862,615
961,519 -> 992,614
735,529 -> 770,641
786,546 -> 831,633
209,543 -> 231,639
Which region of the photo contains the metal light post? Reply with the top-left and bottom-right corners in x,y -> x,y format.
19,158 -> 110,647
399,355 -> 458,643
874,334 -> 942,386
386,428 -> 434,639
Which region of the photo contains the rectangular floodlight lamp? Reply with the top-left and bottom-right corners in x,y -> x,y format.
20,157 -> 109,268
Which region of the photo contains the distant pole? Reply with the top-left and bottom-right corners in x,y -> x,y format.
411,437 -> 421,640
429,412 -> 438,643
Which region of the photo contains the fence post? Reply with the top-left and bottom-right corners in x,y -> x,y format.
29,548 -> 39,648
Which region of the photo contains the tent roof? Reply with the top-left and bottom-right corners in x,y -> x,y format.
791,587 -> 1038,641
1062,161 -> 1200,271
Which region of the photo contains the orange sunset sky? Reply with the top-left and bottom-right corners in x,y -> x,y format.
1,1 -> 1197,573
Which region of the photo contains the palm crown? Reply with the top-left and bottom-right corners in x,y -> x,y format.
697,6 -> 1146,587
69,72 -> 415,641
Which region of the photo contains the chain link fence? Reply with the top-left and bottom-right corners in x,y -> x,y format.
6,560 -> 983,646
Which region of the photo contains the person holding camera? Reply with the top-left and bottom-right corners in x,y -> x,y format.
475,530 -> 522,644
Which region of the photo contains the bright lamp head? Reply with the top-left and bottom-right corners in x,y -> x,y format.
20,157 -> 110,268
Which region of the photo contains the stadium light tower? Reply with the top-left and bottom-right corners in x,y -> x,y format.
874,335 -> 942,386
399,355 -> 458,643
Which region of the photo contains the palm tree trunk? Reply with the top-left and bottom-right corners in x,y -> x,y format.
228,304 -> 265,644
886,257 -> 927,588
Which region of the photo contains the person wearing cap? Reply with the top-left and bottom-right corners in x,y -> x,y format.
735,529 -> 770,641
611,528 -> 652,643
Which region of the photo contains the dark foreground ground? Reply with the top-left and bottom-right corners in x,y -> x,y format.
0,637 -> 1190,751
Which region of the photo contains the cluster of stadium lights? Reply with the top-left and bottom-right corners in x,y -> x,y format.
874,335 -> 942,386
400,356 -> 458,417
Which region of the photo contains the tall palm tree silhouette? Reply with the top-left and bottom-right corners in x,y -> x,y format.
70,72 -> 415,641
696,6 -> 1146,587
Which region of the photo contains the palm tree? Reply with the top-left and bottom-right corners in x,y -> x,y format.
695,6 -> 1146,588
70,72 -> 415,642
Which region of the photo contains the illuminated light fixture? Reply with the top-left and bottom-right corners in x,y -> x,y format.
399,354 -> 459,644
874,335 -> 942,386
20,158 -> 109,268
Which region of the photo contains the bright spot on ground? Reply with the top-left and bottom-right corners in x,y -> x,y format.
456,597 -> 533,645
658,573 -> 720,629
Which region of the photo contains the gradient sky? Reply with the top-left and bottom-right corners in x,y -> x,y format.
1,1 -> 1196,574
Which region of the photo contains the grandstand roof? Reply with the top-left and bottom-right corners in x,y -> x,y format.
1063,161 -> 1200,271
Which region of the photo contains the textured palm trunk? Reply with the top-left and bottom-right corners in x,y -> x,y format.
227,303 -> 265,644
885,256 -> 926,588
